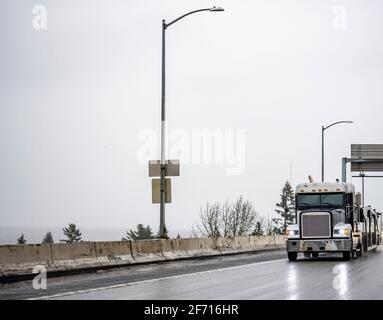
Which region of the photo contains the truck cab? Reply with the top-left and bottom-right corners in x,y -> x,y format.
286,182 -> 359,261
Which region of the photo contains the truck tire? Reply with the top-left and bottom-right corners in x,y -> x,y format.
288,252 -> 298,261
342,251 -> 351,261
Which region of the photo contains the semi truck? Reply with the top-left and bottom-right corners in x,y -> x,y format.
286,181 -> 382,261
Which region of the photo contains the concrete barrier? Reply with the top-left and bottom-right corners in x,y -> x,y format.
197,237 -> 220,256
177,238 -> 201,257
94,241 -> 135,266
51,242 -> 98,270
130,239 -> 164,263
248,235 -> 286,249
215,235 -> 286,254
160,239 -> 191,260
0,236 -> 286,280
274,235 -> 286,247
161,238 -> 214,260
0,244 -> 53,276
216,237 -> 237,253
216,236 -> 250,253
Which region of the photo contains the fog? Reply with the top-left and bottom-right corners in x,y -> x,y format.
1,0 -> 382,242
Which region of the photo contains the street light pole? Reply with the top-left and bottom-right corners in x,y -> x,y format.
159,7 -> 224,238
322,125 -> 324,183
321,120 -> 353,182
160,19 -> 166,239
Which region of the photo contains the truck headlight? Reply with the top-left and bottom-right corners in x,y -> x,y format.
334,229 -> 349,235
286,230 -> 299,236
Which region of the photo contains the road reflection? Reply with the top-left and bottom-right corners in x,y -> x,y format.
332,263 -> 349,299
286,263 -> 298,300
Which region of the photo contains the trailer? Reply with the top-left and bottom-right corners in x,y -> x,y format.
286,181 -> 382,261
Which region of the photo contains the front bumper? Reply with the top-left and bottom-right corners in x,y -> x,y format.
286,239 -> 352,252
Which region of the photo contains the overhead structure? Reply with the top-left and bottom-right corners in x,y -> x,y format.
341,144 -> 383,207
342,144 -> 383,182
350,144 -> 383,172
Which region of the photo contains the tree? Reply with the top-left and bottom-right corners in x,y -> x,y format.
220,200 -> 232,238
274,181 -> 296,234
195,196 -> 259,238
252,218 -> 265,236
271,217 -> 284,235
62,223 -> 82,243
229,196 -> 258,237
42,231 -> 54,244
196,202 -> 222,238
17,234 -> 27,244
265,218 -> 276,236
157,225 -> 169,239
176,234 -> 181,239
123,224 -> 154,240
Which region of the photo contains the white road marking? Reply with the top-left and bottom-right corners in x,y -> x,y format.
29,258 -> 286,300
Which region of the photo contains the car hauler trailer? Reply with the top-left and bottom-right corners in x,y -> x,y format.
286,182 -> 382,261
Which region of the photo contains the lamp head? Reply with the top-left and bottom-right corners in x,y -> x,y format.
209,6 -> 224,12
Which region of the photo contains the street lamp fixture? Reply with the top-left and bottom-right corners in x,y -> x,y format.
321,120 -> 353,182
209,6 -> 225,11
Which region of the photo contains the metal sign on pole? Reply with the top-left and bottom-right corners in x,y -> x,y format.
152,178 -> 172,204
149,159 -> 180,177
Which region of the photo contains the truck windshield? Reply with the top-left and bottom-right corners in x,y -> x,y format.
297,193 -> 344,209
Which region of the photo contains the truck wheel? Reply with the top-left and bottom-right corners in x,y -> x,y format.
311,252 -> 319,258
288,252 -> 298,261
342,251 -> 351,261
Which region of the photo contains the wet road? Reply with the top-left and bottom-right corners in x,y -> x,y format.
0,250 -> 286,300
2,248 -> 383,300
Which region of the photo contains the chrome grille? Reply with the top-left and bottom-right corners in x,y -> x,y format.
301,213 -> 331,238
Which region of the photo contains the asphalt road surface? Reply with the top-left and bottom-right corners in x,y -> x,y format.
1,248 -> 383,300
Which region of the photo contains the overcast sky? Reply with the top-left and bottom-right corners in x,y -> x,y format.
0,0 -> 382,236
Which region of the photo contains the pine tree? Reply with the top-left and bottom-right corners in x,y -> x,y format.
17,234 -> 27,245
176,234 -> 181,239
252,220 -> 264,236
123,224 -> 154,240
274,181 -> 296,234
62,223 -> 82,243
42,231 -> 54,244
157,225 -> 169,239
